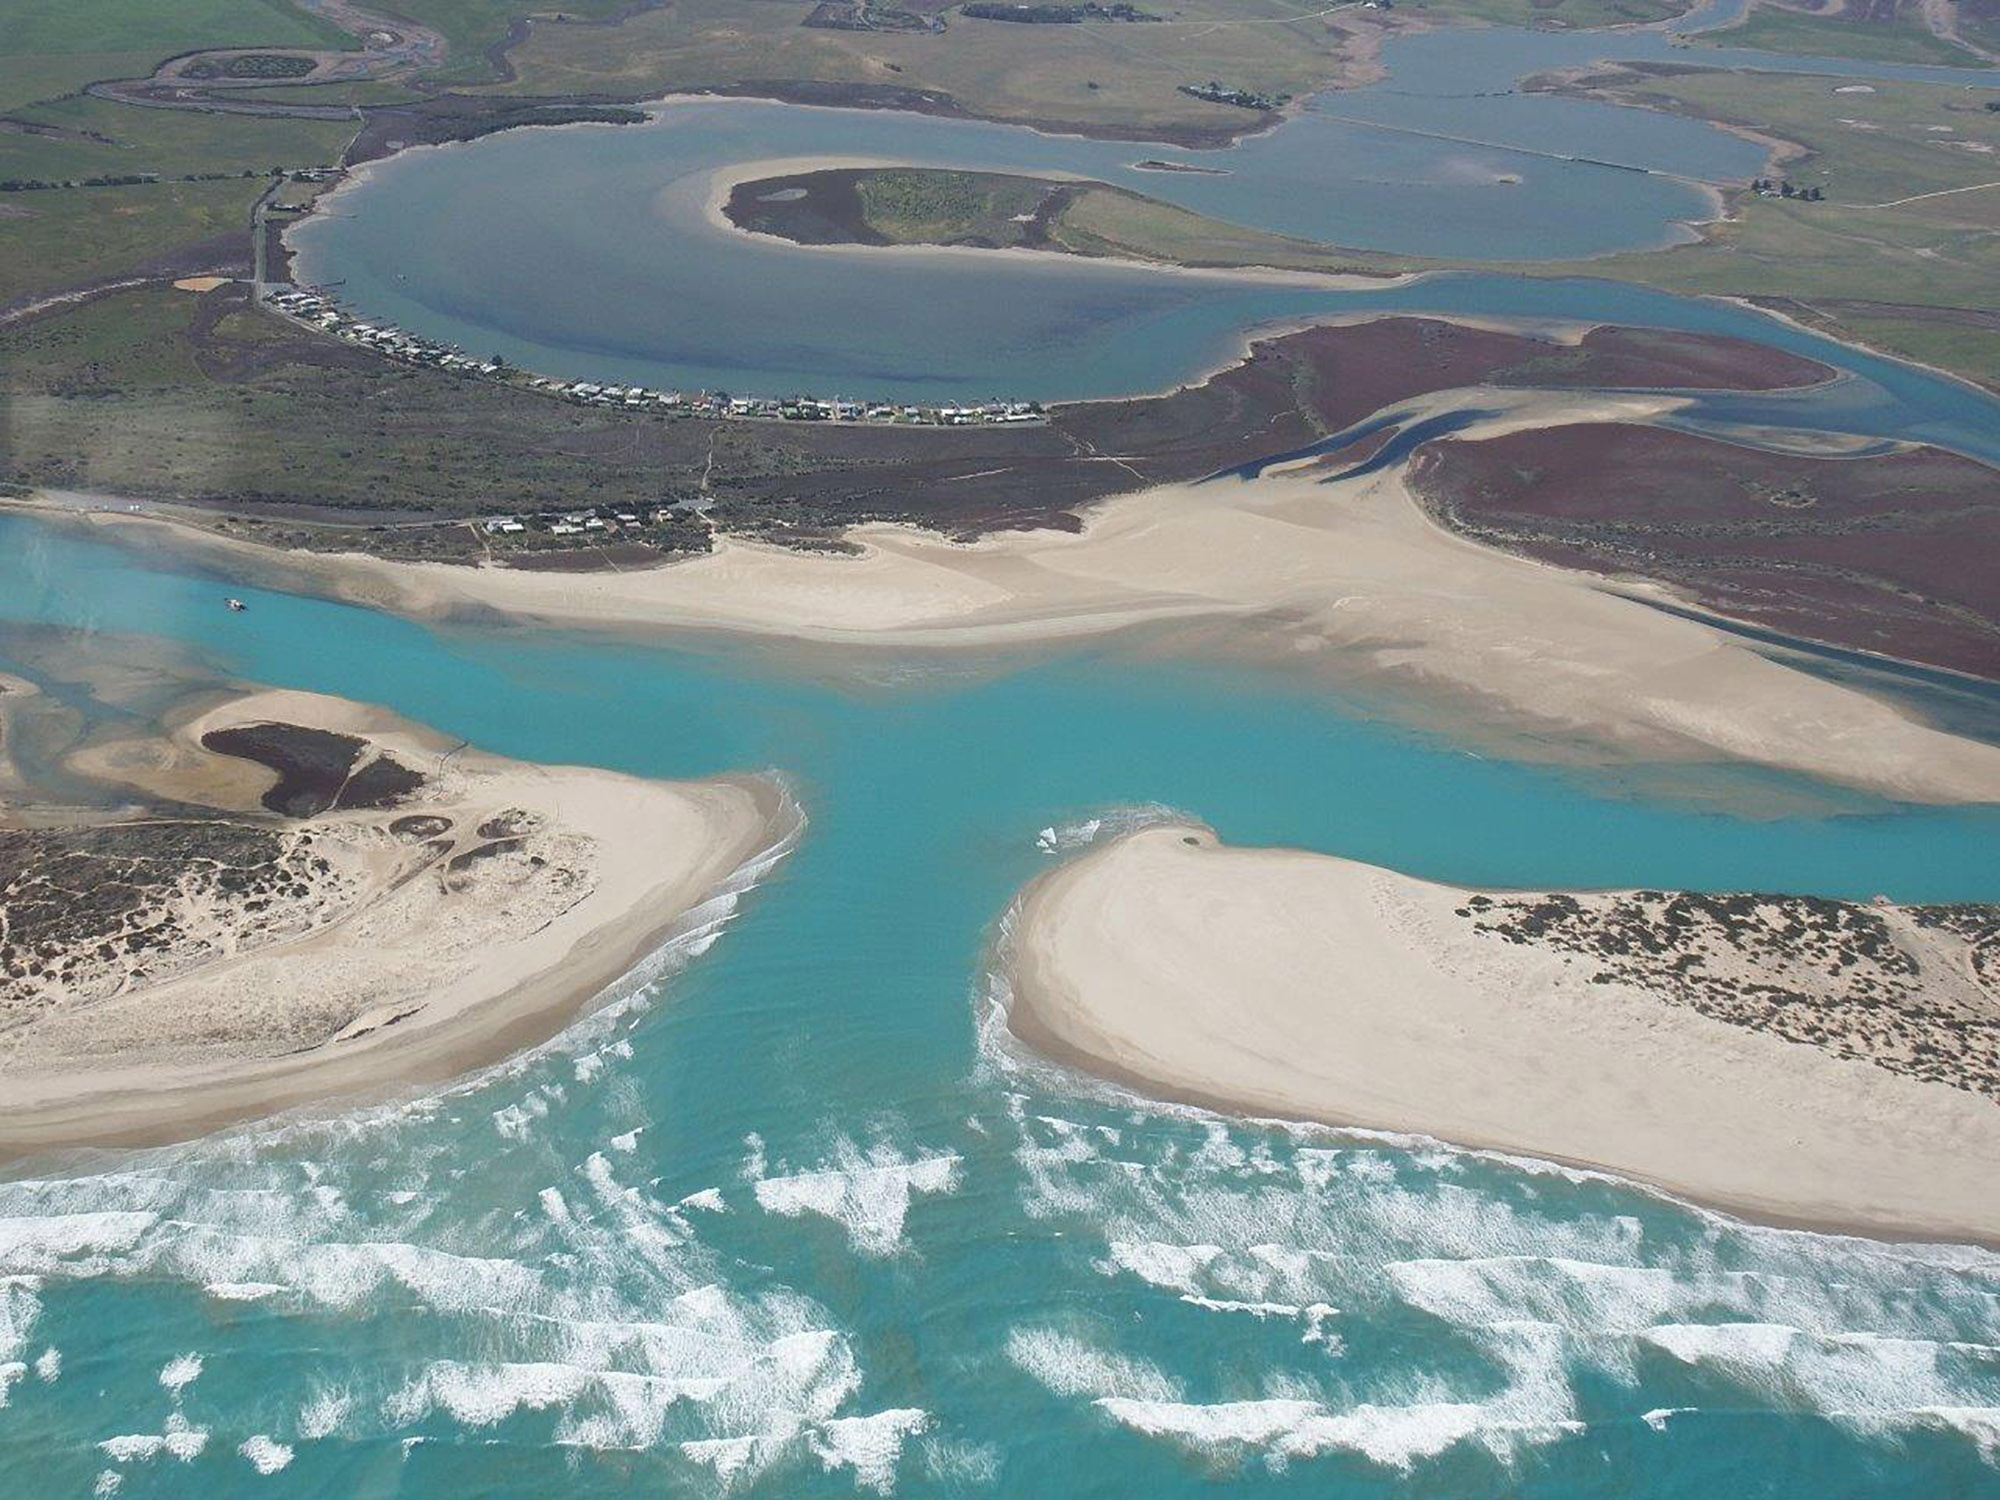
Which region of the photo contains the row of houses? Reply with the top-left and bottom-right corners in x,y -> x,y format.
263,285 -> 1046,428
482,505 -> 681,538
266,288 -> 504,374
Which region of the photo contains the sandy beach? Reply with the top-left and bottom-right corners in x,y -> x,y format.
1003,823 -> 2000,1245
0,687 -> 794,1151
26,388 -> 2000,807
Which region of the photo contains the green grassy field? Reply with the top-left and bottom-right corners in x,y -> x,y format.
0,50 -> 161,113
1053,182 -> 1420,273
1700,4 -> 1986,66
0,180 -> 261,305
0,99 -> 355,184
0,0 -> 349,58
480,0 -> 1362,138
0,0 -> 353,111
373,0 -> 637,83
1,285 -> 670,522
1407,0 -> 1693,28
1552,66 -> 2000,385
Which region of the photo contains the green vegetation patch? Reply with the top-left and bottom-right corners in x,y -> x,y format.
182,53 -> 320,81
483,0 -> 1362,142
4,287 -> 721,527
380,0 -> 637,84
0,180 -> 258,305
1701,4 -> 1986,67
0,0 -> 349,58
1402,0 -> 1694,28
0,99 -> 354,186
857,168 -> 1052,241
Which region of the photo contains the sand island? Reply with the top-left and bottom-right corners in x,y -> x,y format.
1003,823 -> 2000,1244
0,683 -> 791,1150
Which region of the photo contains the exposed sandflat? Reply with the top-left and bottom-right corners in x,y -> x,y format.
29,390 -> 2000,806
1004,824 -> 2000,1245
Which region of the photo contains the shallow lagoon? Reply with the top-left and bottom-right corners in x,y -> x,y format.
291,17 -> 1996,408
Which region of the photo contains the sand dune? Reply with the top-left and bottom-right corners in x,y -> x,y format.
1002,823 -> 2000,1244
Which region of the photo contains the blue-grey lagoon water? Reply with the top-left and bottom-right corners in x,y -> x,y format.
2,510 -> 1999,1497
289,17 -> 1998,411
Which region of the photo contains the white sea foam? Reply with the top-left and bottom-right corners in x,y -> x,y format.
0,1278 -> 41,1405
681,1433 -> 767,1488
100,1413 -> 208,1464
92,1471 -> 121,1496
34,1346 -> 60,1383
1034,805 -> 1187,855
1181,1295 -> 1304,1319
239,1435 -> 294,1474
0,1211 -> 156,1274
159,1353 -> 203,1395
298,1383 -> 353,1440
752,1136 -> 960,1256
205,1281 -> 286,1302
811,1408 -> 930,1494
1004,1327 -> 1180,1403
1102,1239 -> 1223,1295
919,1433 -> 1003,1486
680,1188 -> 727,1213
1096,1397 -> 1322,1452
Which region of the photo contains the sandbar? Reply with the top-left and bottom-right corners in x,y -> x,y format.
0,687 -> 794,1151
1002,823 -> 2000,1245
25,387 -> 2000,807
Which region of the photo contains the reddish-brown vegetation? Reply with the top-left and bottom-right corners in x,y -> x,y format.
1409,422 -> 2000,679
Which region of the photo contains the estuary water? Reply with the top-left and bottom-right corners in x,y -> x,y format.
9,5 -> 2000,1494
290,15 -> 1997,407
2,512 -> 2000,1497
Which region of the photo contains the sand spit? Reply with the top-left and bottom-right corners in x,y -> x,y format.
26,390 -> 2000,806
0,688 -> 791,1151
1003,824 -> 2000,1245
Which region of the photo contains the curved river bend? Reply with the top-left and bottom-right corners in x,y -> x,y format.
293,16 -> 1998,444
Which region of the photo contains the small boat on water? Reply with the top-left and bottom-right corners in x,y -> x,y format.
226,597 -> 248,613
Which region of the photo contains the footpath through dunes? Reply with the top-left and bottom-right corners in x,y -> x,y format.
1001,823 -> 2000,1245
1407,422 -> 2000,681
0,686 -> 794,1151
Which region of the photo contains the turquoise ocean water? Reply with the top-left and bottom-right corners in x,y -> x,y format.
1,511 -> 1998,1497
7,2 -> 2000,1491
